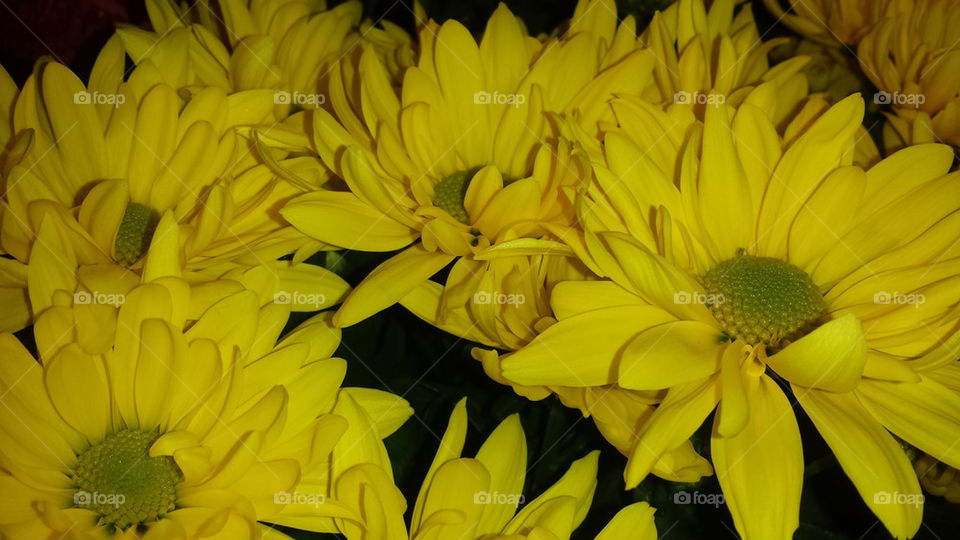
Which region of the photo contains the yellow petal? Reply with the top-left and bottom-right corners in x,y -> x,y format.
619,320 -> 724,390
281,191 -> 418,252
598,232 -> 715,325
594,502 -> 657,540
333,245 -> 454,327
857,376 -> 960,470
795,387 -> 922,539
44,344 -> 111,443
474,414 -> 527,535
502,305 -> 675,387
625,377 -> 719,488
765,314 -> 866,392
712,375 -> 802,540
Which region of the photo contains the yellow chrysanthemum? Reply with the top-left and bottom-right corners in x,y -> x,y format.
331,398 -> 658,540
116,0 -> 414,111
762,0 -> 912,45
400,253 -> 714,485
914,454 -> 960,503
858,0 -> 960,149
0,264 -> 412,538
503,90 -> 960,539
0,46 -> 343,331
641,0 -> 810,123
277,0 -> 665,327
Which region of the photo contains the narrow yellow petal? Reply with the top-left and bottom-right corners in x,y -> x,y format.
795,387 -> 922,539
712,375 -> 802,540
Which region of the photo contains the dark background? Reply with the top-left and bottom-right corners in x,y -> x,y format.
1,0 -> 957,538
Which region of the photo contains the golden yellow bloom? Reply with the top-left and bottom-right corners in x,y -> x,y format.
504,90 -> 960,539
915,454 -> 960,503
0,257 -> 411,538
333,398 -> 658,539
762,0 -> 912,45
858,0 -> 960,148
643,0 -> 810,123
0,45 -> 343,331
116,0 -> 414,110
280,0 -> 659,328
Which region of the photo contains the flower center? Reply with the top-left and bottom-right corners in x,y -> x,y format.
72,429 -> 180,530
702,255 -> 826,347
432,170 -> 475,224
114,202 -> 159,267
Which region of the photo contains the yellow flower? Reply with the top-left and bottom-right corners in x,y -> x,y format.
116,0 -> 414,110
280,0 -> 659,328
332,398 -> 658,540
914,454 -> 960,503
0,267 -> 412,538
643,0 -> 810,123
0,47 -> 343,331
858,0 -> 960,148
762,0 -> 912,45
503,91 -> 960,539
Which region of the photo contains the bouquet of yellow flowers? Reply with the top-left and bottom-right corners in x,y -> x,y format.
0,0 -> 957,538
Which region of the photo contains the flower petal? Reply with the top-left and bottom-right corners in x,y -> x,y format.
502,305 -> 675,387
333,245 -> 454,327
618,320 -> 724,390
765,314 -> 866,392
712,375 -> 802,540
795,386 -> 922,539
857,376 -> 960,470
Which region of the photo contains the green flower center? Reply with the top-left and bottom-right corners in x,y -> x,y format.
114,202 -> 159,267
432,170 -> 476,224
72,429 -> 180,530
702,255 -> 826,347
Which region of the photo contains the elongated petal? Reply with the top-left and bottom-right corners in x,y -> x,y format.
598,232 -> 715,324
795,387 -> 921,539
595,502 -> 657,540
333,246 -> 454,327
618,320 -> 724,390
765,314 -> 866,392
281,191 -> 418,252
712,375 -> 802,540
502,305 -> 675,387
625,377 -> 719,487
857,376 -> 960,470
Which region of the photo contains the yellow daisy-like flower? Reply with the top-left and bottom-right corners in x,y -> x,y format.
400,254 -> 714,485
0,45 -> 342,331
914,454 -> 960,503
642,0 -> 810,123
858,0 -> 960,148
0,266 -> 412,538
279,0 -> 661,327
762,0 -> 912,45
503,90 -> 960,539
116,0 -> 414,109
332,398 -> 658,540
